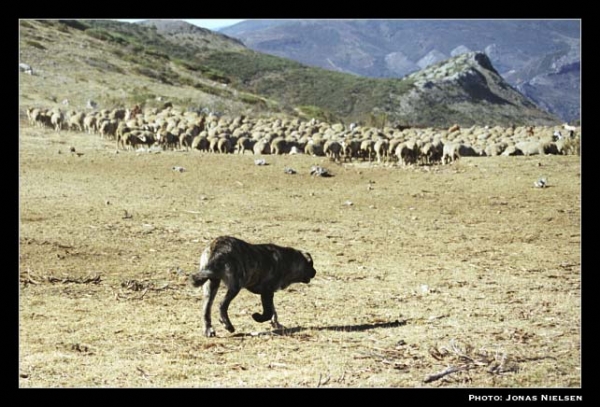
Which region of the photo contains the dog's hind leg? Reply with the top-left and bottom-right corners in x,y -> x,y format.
219,286 -> 241,333
202,279 -> 220,337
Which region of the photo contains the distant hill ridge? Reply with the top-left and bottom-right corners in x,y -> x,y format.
138,19 -> 246,51
221,19 -> 580,122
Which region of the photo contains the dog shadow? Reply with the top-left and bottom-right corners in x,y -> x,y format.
231,319 -> 407,338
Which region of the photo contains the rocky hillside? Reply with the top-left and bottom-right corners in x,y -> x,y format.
19,19 -> 559,127
396,52 -> 558,126
221,19 -> 580,122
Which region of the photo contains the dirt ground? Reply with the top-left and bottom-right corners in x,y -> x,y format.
18,124 -> 581,388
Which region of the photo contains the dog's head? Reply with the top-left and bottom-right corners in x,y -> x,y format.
298,251 -> 316,283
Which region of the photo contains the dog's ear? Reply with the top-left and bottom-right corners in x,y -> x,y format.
302,251 -> 313,264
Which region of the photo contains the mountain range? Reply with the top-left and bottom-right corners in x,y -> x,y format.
220,19 -> 580,123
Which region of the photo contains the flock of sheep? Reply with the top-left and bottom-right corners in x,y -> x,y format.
25,104 -> 581,165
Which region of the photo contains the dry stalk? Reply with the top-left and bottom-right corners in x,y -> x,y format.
424,365 -> 472,383
425,339 -> 520,383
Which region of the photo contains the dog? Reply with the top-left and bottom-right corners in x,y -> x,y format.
189,236 -> 316,337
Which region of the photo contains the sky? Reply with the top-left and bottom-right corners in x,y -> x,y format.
118,19 -> 245,31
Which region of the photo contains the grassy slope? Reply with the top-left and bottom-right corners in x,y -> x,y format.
19,20 -> 279,116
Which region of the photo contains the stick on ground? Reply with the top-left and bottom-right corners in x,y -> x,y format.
424,365 -> 470,383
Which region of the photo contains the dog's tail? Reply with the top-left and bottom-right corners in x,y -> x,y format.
188,268 -> 218,287
188,271 -> 209,288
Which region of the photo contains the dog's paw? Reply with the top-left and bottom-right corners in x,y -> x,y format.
252,312 -> 269,323
270,320 -> 284,330
219,317 -> 236,333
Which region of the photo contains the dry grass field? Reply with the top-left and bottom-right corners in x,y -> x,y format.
18,124 -> 581,388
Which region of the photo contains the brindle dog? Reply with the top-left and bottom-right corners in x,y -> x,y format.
189,236 -> 316,337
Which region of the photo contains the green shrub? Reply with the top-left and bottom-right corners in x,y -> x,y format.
110,48 -> 125,58
239,93 -> 267,107
132,66 -> 159,80
144,49 -> 170,60
24,40 -> 46,50
58,20 -> 89,31
85,28 -> 114,42
193,82 -> 227,96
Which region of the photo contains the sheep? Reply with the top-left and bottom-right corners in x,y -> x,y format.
180,131 -> 195,151
304,139 -> 324,156
36,110 -> 52,129
120,132 -> 141,151
98,119 -> 118,140
430,139 -> 444,162
359,139 -> 375,161
394,142 -> 415,166
419,142 -> 435,164
373,139 -> 390,163
158,131 -> 179,150
515,141 -> 558,156
26,108 -> 40,127
323,140 -> 342,161
387,138 -> 403,161
404,140 -> 420,164
68,112 -> 85,133
341,139 -> 361,161
500,145 -> 523,156
235,137 -> 255,155
441,142 -> 461,165
115,121 -> 130,141
270,137 -> 288,155
136,131 -> 156,149
50,110 -> 64,132
191,135 -> 209,152
525,126 -> 535,138
563,123 -> 577,137
83,114 -> 97,134
217,137 -> 233,154
484,142 -> 508,157
252,139 -> 271,155
208,137 -> 220,154
448,124 -> 460,133
553,131 -> 563,141
457,144 -> 481,157
108,109 -> 127,120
